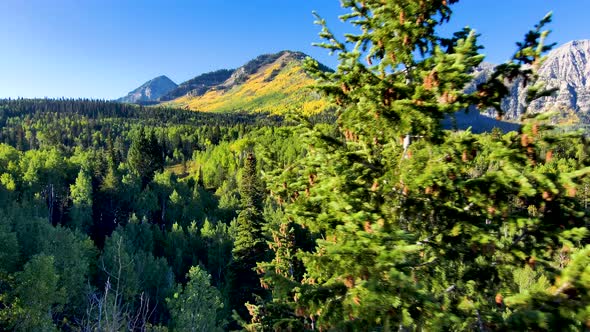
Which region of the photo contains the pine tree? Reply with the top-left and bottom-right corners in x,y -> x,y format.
229,152 -> 268,322
128,128 -> 164,188
239,153 -> 264,211
167,266 -> 224,332
264,1 -> 590,330
248,217 -> 305,331
0,215 -> 19,274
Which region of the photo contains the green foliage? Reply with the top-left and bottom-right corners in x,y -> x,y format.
0,3 -> 588,331
69,169 -> 93,232
99,232 -> 140,304
91,228 -> 174,329
239,153 -> 264,210
167,266 -> 224,332
128,128 -> 164,188
0,70 -> 319,330
259,1 -> 590,331
503,246 -> 590,330
201,218 -> 233,287
10,254 -> 63,331
39,226 -> 96,319
0,214 -> 19,274
230,153 -> 269,322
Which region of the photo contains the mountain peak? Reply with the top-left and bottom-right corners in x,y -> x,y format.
118,75 -> 177,104
220,50 -> 310,88
164,50 -> 329,114
470,39 -> 590,121
276,50 -> 308,60
555,39 -> 590,50
530,39 -> 590,116
152,75 -> 174,81
541,39 -> 590,84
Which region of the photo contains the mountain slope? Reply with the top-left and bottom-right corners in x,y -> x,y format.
117,41 -> 589,130
118,75 -> 177,104
531,40 -> 590,118
471,40 -> 590,121
159,69 -> 235,101
165,51 -> 328,115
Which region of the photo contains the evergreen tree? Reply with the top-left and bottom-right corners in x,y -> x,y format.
167,266 -> 224,332
0,215 -> 19,274
264,1 -> 590,330
229,153 -> 268,322
239,153 -> 264,210
248,218 -> 304,331
201,218 -> 233,287
128,127 -> 164,188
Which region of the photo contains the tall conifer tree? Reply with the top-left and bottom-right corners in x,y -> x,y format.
264,1 -> 590,330
230,153 -> 268,322
128,128 -> 164,188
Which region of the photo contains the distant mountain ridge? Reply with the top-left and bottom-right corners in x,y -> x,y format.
532,40 -> 590,120
119,41 -> 590,129
117,75 -> 177,104
165,50 -> 328,115
470,40 -> 590,121
159,69 -> 235,102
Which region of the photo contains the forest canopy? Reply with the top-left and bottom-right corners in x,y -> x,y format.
0,1 -> 589,331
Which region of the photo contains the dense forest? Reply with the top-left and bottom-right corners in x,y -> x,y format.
1,1 -> 590,331
0,98 -> 317,330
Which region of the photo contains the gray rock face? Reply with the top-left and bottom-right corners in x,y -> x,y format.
159,69 -> 235,101
117,75 -> 178,104
471,40 -> 590,121
219,50 -> 308,89
532,40 -> 590,117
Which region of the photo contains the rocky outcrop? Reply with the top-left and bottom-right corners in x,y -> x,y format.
530,40 -> 590,117
219,51 -> 307,89
159,69 -> 235,101
117,75 -> 177,104
469,40 -> 590,121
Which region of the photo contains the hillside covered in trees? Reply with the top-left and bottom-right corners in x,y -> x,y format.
1,1 -> 590,331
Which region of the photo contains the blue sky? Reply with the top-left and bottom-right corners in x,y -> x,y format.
0,0 -> 588,99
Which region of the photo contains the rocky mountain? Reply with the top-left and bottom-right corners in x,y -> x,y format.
116,51 -> 329,114
118,41 -> 589,129
532,40 -> 590,117
164,50 -> 328,115
118,75 -> 177,104
470,40 -> 590,122
159,69 -> 235,102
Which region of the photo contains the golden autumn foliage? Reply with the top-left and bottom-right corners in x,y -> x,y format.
166,60 -> 328,115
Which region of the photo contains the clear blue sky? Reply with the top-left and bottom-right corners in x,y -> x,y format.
0,0 -> 588,99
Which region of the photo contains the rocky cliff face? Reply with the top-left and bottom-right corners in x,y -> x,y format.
218,51 -> 308,89
159,69 -> 235,101
531,40 -> 590,117
117,75 -> 177,104
471,40 -> 590,121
